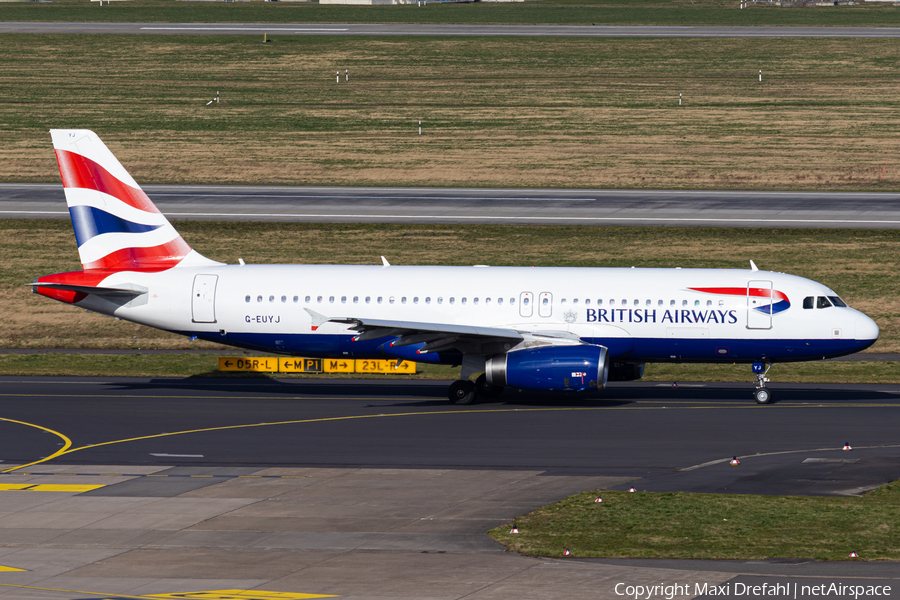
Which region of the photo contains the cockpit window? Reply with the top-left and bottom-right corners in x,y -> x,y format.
829,296 -> 848,308
817,296 -> 833,309
803,296 -> 814,309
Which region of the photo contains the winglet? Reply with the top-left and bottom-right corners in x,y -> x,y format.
304,308 -> 329,331
750,260 -> 759,272
381,256 -> 391,267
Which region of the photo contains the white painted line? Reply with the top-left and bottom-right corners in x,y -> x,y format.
140,27 -> 349,32
680,443 -> 900,472
159,213 -> 900,225
0,211 -> 68,215
149,453 -> 204,458
149,194 -> 598,201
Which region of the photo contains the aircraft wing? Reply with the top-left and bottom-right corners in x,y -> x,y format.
307,309 -> 528,355
306,309 -> 581,355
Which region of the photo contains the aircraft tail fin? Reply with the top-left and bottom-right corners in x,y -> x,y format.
50,129 -> 219,271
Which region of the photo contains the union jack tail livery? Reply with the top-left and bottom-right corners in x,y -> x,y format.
51,129 -> 216,271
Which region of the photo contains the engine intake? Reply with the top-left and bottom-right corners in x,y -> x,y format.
485,344 -> 609,392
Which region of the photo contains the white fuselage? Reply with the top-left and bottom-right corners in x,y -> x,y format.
76,264 -> 879,364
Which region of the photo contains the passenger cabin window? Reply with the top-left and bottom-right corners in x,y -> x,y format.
245,295 -> 251,303
817,296 -> 833,309
378,297 -> 383,304
366,297 -> 371,304
341,296 -> 347,304
257,296 -> 263,303
293,296 -> 299,303
281,296 -> 287,303
510,298 -> 515,305
269,295 -> 275,303
803,296 -> 814,309
829,296 -> 848,307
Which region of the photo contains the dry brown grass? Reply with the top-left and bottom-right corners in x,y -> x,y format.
2,36 -> 900,189
4,221 -> 900,352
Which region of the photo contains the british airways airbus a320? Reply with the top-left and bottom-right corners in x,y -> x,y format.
33,130 -> 879,404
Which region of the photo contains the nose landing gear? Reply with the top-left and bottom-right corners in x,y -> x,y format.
753,361 -> 772,404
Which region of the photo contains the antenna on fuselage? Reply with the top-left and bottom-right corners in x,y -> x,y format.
750,260 -> 759,272
381,256 -> 391,267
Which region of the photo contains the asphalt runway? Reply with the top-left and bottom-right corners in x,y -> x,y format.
0,376 -> 898,598
2,376 -> 900,495
4,23 -> 900,38
5,183 -> 900,228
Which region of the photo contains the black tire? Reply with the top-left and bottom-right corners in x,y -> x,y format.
449,380 -> 477,405
475,373 -> 504,398
754,388 -> 771,404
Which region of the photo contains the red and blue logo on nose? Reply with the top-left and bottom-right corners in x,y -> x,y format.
688,287 -> 791,315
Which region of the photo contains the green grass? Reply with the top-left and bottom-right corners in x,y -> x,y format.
4,0 -> 900,27
489,483 -> 900,560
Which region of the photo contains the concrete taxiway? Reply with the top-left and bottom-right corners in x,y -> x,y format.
0,376 -> 897,599
5,183 -> 900,228
4,23 -> 900,38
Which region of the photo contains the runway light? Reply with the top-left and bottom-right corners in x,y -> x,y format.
843,443 -> 852,451
850,551 -> 859,557
730,456 -> 740,466
564,548 -> 571,556
628,487 -> 637,493
672,382 -> 678,388
594,496 -> 603,503
510,525 -> 519,534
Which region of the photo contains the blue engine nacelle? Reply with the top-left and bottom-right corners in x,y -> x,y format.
485,344 -> 609,392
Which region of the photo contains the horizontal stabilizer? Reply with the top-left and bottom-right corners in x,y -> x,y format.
29,281 -> 147,297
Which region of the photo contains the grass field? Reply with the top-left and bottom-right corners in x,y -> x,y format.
3,34 -> 900,190
488,483 -> 900,560
4,0 -> 900,27
4,220 -> 899,356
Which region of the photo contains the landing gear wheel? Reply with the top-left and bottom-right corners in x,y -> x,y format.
475,373 -> 504,398
449,380 -> 477,405
754,388 -> 771,404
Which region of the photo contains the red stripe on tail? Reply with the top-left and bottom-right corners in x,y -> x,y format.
55,149 -> 160,214
82,239 -> 192,271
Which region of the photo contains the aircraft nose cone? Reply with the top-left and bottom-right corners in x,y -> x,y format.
855,313 -> 879,343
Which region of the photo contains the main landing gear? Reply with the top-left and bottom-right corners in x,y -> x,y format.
448,374 -> 504,405
753,361 -> 773,404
